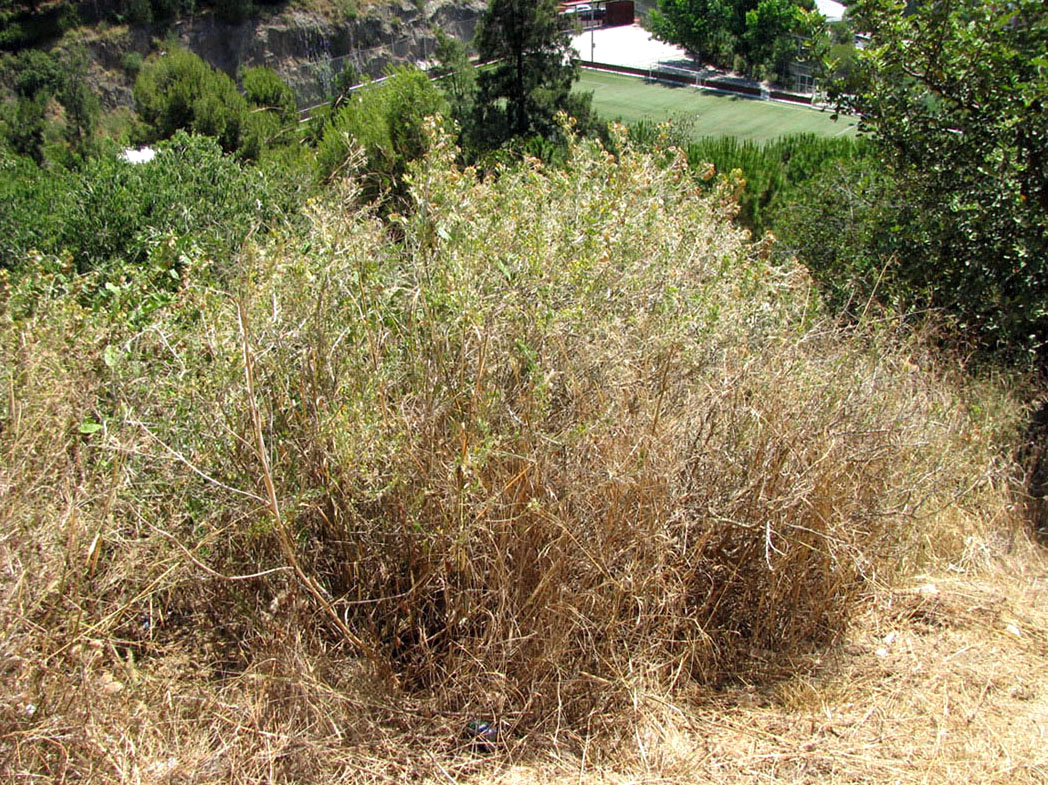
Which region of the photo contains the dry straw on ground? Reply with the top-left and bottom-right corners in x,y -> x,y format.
1,123 -> 1043,782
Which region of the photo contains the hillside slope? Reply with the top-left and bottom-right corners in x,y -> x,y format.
21,0 -> 486,108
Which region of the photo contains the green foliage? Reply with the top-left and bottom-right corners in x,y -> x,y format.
474,0 -> 579,144
0,150 -> 73,268
1,93 -> 47,162
315,67 -> 447,202
0,132 -> 301,295
1,47 -> 100,161
674,133 -> 866,233
650,0 -> 823,79
134,47 -> 250,155
239,66 -> 299,157
122,0 -> 154,25
741,0 -> 806,78
59,133 -> 289,279
0,3 -> 79,52
57,48 -> 100,152
649,0 -> 737,66
242,66 -> 297,122
769,154 -> 902,314
122,51 -> 144,78
433,29 -> 477,139
6,47 -> 65,97
834,0 -> 1048,355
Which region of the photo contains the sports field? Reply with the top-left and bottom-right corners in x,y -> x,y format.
578,69 -> 858,143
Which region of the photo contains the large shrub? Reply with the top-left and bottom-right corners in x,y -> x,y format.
0,123 -> 1022,778
835,0 -> 1048,357
57,133 -> 290,279
315,67 -> 447,201
0,150 -> 73,268
133,47 -> 249,154
679,133 -> 868,234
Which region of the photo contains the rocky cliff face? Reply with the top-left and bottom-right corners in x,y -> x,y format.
86,0 -> 486,108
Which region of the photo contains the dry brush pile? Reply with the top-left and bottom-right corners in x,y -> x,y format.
0,122 -> 1025,779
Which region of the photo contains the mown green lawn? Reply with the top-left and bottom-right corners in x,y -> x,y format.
577,69 -> 858,143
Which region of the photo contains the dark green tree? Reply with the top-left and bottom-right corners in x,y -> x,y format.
474,0 -> 578,143
433,29 -> 477,139
315,67 -> 447,203
2,93 -> 46,163
239,66 -> 298,157
834,0 -> 1048,355
57,48 -> 101,152
741,0 -> 806,78
650,0 -> 823,77
649,0 -> 738,67
8,48 -> 64,98
242,66 -> 297,123
133,47 -> 250,155
1,47 -> 99,161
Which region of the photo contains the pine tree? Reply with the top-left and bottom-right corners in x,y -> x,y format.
474,0 -> 578,142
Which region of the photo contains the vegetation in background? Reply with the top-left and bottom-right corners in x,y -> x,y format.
649,0 -> 830,81
0,132 -> 299,281
240,65 -> 300,157
133,47 -> 252,155
0,0 -> 286,53
0,150 -> 74,266
0,45 -> 100,163
680,133 -> 867,234
475,0 -> 582,144
769,154 -> 901,315
0,0 -> 80,52
826,0 -> 1048,357
432,28 -> 478,142
315,66 -> 448,202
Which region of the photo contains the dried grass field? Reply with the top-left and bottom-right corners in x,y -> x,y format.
476,549 -> 1048,784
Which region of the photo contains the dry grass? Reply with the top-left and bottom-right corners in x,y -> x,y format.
458,535 -> 1048,784
1,124 -> 1044,782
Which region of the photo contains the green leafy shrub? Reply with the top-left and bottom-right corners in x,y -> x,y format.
675,133 -> 867,234
241,66 -> 297,122
315,67 -> 447,201
0,150 -> 74,268
59,132 -> 290,280
133,47 -> 249,154
836,0 -> 1048,357
121,51 -> 144,78
769,153 -> 903,315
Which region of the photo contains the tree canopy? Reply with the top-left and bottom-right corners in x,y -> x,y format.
834,0 -> 1048,355
649,0 -> 820,77
474,0 -> 579,142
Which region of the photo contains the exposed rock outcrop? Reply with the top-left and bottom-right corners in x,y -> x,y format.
84,0 -> 485,108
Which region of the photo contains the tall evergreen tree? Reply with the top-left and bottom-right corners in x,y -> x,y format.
474,0 -> 578,143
